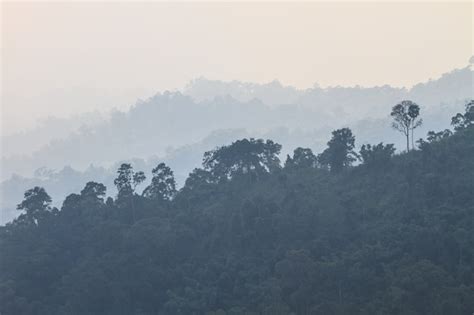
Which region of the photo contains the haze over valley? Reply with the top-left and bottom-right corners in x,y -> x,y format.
1,3 -> 474,313
1,64 -> 472,223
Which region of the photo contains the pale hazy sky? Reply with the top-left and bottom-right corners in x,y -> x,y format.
1,1 -> 473,134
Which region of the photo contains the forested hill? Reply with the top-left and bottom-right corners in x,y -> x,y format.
3,65 -> 472,180
1,106 -> 473,314
1,66 -> 471,225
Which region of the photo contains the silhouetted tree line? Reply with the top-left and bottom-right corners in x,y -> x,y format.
0,101 -> 473,314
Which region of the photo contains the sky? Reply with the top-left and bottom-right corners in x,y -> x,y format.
1,1 -> 473,135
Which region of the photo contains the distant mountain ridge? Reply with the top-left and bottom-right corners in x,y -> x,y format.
184,66 -> 472,107
1,65 -> 472,224
3,65 -> 472,161
2,66 -> 472,175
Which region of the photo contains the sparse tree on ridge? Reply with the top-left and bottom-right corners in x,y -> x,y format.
390,100 -> 422,151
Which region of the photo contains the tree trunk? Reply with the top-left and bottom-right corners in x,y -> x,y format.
131,195 -> 136,224
406,133 -> 410,152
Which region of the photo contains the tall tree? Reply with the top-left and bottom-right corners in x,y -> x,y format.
16,186 -> 52,225
80,181 -> 107,203
203,138 -> 282,180
114,163 -> 134,199
143,163 -> 177,201
391,100 -> 423,151
113,163 -> 146,200
318,128 -> 358,173
113,163 -> 146,222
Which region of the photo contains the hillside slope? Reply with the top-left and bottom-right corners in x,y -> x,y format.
0,126 -> 473,314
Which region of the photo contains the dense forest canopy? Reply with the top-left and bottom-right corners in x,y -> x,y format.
1,101 -> 473,314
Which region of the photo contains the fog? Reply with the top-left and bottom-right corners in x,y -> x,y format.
0,2 -> 473,224
1,67 -> 472,224
1,3 -> 474,313
2,2 -> 472,133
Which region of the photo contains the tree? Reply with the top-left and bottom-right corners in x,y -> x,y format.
80,181 -> 107,203
16,186 -> 52,225
203,138 -> 282,180
426,130 -> 452,143
2,121 -> 474,314
318,128 -> 358,173
60,182 -> 107,218
114,163 -> 133,198
391,100 -> 422,151
183,168 -> 216,191
143,163 -> 177,201
113,163 -> 146,222
133,172 -> 147,191
285,148 -> 318,169
359,143 -> 395,168
451,100 -> 473,131
113,163 -> 146,200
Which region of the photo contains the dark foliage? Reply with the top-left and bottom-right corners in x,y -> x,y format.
143,163 -> 177,201
203,138 -> 282,180
285,147 -> 318,169
1,117 -> 473,314
391,100 -> 423,151
318,128 -> 358,173
451,100 -> 473,131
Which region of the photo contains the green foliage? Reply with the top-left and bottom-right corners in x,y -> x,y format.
1,125 -> 473,315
